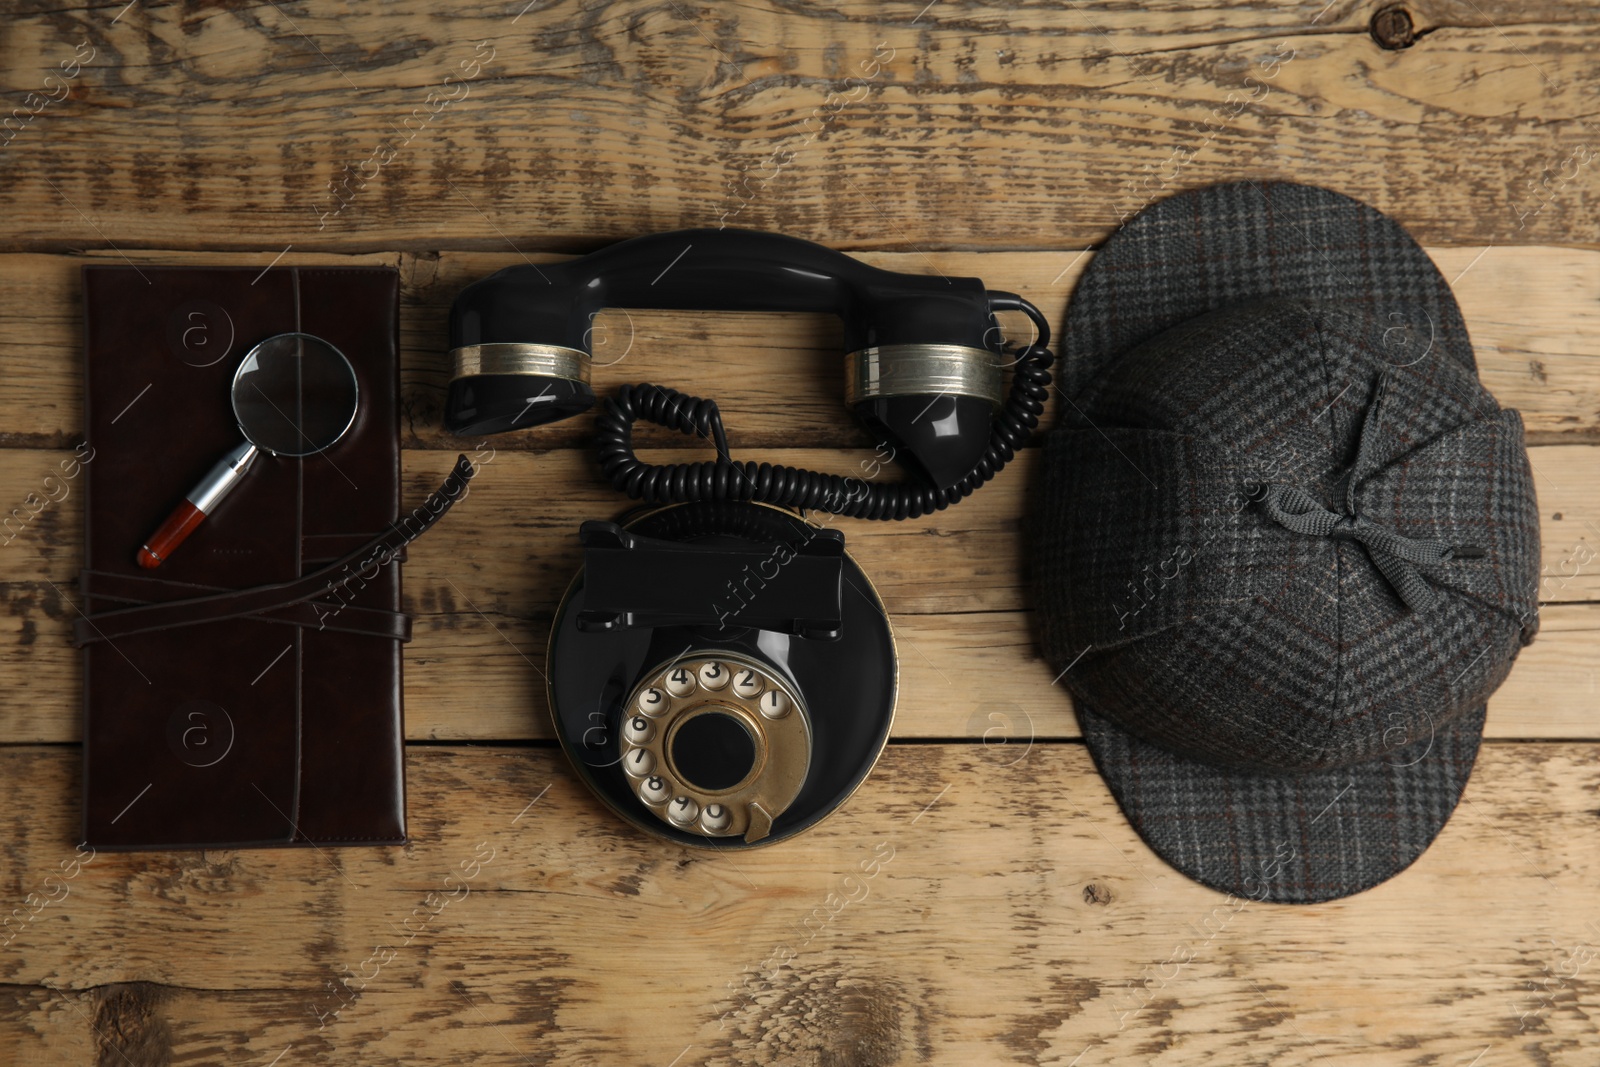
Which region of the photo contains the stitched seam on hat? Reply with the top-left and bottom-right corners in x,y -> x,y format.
1317,310 -> 1500,488
1060,598 -> 1254,656
1429,580 -> 1538,640
1071,601 -> 1327,772
1309,310 -> 1344,768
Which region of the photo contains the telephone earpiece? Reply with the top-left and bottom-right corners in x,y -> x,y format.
446,228 -> 1052,507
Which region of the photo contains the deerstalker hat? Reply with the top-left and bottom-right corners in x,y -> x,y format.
1035,182 -> 1541,903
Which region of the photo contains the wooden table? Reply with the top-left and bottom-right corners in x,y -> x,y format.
2,3 -> 1597,1064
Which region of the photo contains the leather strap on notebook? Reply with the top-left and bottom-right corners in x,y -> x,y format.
73,455 -> 476,647
79,568 -> 414,642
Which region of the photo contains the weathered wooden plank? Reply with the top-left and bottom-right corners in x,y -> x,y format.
401,600 -> 1600,743
1,594 -> 1593,746
0,246 -> 1596,449
0,443 -> 1592,744
3,446 -> 1594,606
0,743 -> 1595,1065
0,2 -> 1594,252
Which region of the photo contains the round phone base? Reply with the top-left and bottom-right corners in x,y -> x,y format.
546,501 -> 897,849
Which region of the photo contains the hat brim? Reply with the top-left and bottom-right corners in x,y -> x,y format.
1077,699 -> 1485,904
1059,181 -> 1475,400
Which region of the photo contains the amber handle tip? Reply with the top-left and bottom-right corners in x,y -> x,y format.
137,500 -> 207,569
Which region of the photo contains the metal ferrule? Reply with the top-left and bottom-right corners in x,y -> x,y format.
450,342 -> 591,384
844,343 -> 1005,408
189,442 -> 259,515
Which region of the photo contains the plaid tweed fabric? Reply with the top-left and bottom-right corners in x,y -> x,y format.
1057,181 -> 1478,397
1035,183 -> 1541,903
1076,703 -> 1488,903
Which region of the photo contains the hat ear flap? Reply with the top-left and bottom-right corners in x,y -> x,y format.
1355,408 -> 1540,641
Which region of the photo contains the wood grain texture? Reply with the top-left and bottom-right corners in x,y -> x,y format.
0,246 -> 1596,450
4,594 -> 1595,747
0,445 -> 1593,744
0,744 -> 1596,1066
1,1 -> 1596,1063
0,2 -> 1595,252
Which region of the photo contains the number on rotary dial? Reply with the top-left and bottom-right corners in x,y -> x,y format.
665,667 -> 695,697
732,668 -> 762,697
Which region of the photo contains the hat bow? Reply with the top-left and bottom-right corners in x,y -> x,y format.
1260,374 -> 1484,612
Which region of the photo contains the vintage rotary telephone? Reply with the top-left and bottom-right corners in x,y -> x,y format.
446,228 -> 1053,847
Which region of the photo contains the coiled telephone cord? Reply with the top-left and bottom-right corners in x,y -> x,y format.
594,292 -> 1054,521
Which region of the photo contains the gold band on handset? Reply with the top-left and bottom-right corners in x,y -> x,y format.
451,342 -> 590,383
844,343 -> 1005,408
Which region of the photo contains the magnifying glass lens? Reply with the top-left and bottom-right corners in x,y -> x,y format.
233,333 -> 358,456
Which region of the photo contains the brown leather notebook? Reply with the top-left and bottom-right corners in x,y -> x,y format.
80,265 -> 408,849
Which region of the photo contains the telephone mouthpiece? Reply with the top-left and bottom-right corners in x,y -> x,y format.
845,343 -> 1006,490
444,344 -> 595,436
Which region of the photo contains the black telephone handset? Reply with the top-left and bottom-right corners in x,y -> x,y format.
446,227 -> 1052,505
446,230 -> 1053,848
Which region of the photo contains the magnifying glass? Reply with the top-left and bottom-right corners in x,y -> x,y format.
137,332 -> 360,569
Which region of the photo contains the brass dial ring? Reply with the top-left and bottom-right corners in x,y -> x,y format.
619,652 -> 811,844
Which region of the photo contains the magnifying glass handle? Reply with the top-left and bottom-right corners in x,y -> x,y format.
137,442 -> 260,569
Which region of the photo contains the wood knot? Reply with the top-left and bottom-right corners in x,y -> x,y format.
1083,883 -> 1113,906
92,983 -> 173,1065
1370,5 -> 1417,49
